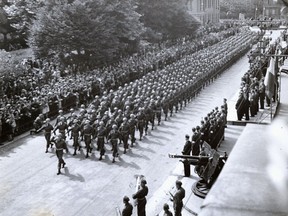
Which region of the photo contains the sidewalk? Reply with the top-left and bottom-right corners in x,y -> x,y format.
198,72 -> 288,216
153,124 -> 245,216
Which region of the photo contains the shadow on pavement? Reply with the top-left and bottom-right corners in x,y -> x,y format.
63,167 -> 85,182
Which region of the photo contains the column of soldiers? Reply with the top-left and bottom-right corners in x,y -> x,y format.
38,29 -> 255,174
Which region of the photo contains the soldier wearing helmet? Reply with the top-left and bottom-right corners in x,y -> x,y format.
107,124 -> 120,163
83,120 -> 93,158
53,116 -> 68,140
96,121 -> 106,160
68,119 -> 81,155
128,114 -> 137,146
136,107 -> 146,141
119,117 -> 130,154
38,118 -> 54,153
54,134 -> 68,175
54,109 -> 66,127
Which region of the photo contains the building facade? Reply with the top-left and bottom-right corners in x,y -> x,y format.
262,0 -> 285,19
186,0 -> 220,24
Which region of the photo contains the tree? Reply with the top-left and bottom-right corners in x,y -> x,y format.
137,0 -> 200,41
219,0 -> 256,19
2,0 -> 45,49
28,0 -> 144,68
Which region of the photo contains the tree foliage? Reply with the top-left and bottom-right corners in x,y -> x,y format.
137,0 -> 200,41
219,0 -> 256,19
28,0 -> 144,67
3,0 -> 44,48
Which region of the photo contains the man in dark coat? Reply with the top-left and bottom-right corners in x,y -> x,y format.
122,196 -> 133,216
133,179 -> 149,216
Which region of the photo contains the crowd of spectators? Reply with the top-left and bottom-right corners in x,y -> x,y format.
0,23 -> 258,143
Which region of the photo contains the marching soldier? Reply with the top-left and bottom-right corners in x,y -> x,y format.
137,108 -> 145,141
53,116 -> 68,140
128,114 -> 137,147
97,121 -> 106,160
68,119 -> 81,155
155,98 -> 162,126
83,120 -> 93,158
54,109 -> 66,127
38,118 -> 54,153
162,97 -> 169,121
107,124 -> 120,163
119,117 -> 130,154
53,134 -> 68,175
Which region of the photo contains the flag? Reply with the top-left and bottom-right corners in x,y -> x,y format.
264,57 -> 276,99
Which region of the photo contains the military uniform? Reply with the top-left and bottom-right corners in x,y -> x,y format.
137,109 -> 145,140
83,121 -> 93,158
107,125 -> 120,163
133,180 -> 148,216
119,118 -> 130,154
97,123 -> 106,160
68,120 -> 81,155
54,135 -> 68,175
173,181 -> 185,216
53,119 -> 68,140
128,115 -> 137,146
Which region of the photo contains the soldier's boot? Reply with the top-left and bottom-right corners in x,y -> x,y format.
99,155 -> 102,161
57,168 -> 61,175
78,146 -> 81,151
45,148 -> 48,153
73,150 -> 76,156
85,152 -> 89,158
89,146 -> 93,153
62,162 -> 66,168
112,157 -> 115,163
124,148 -> 127,154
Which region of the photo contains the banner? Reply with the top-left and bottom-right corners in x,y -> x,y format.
264,57 -> 276,99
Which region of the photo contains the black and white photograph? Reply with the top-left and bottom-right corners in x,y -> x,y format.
0,0 -> 288,215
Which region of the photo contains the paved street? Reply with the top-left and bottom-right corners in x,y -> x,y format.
0,31 -> 282,216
